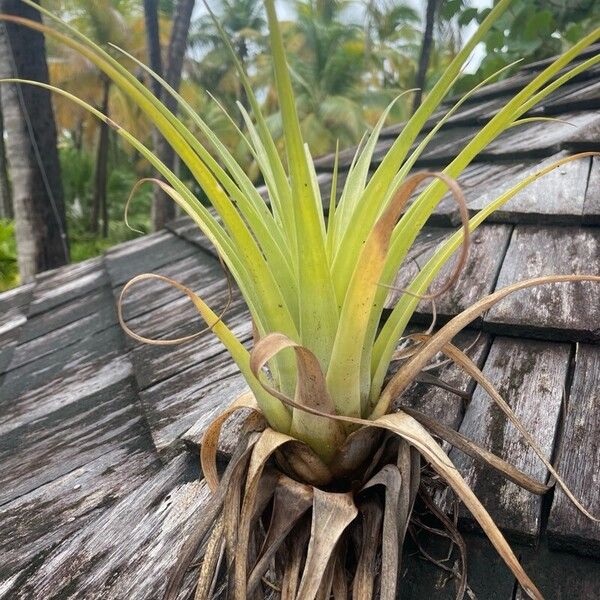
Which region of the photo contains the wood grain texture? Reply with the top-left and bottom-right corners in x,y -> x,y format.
1,452 -> 208,600
0,444 -> 159,579
28,257 -> 107,316
547,343 -> 600,557
485,226 -> 600,341
105,230 -> 198,286
470,153 -> 591,224
449,337 -> 570,543
386,224 -> 512,322
0,378 -> 153,506
140,356 -> 248,452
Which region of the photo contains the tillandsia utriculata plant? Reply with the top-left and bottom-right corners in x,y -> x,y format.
4,0 -> 600,598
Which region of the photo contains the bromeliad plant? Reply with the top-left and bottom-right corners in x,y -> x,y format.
5,1 -> 600,598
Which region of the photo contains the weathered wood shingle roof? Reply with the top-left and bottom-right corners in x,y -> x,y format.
2,47 -> 600,598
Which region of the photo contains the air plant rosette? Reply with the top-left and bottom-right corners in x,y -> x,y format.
3,0 -> 600,598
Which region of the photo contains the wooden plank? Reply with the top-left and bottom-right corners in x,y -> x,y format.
515,538 -> 600,600
547,343 -> 600,557
139,351 -> 248,452
130,295 -> 251,390
470,154 -> 591,224
0,326 -> 130,415
1,452 -> 208,600
385,224 -> 512,322
0,309 -> 27,375
28,258 -> 107,316
0,444 -> 159,579
582,155 -> 600,225
0,377 -> 153,506
0,281 -> 34,314
116,251 -> 223,325
8,299 -> 117,372
485,226 -> 600,341
105,231 -> 198,286
393,330 -> 491,430
449,337 -> 570,543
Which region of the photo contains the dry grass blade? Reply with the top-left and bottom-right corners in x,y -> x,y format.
164,429 -> 260,600
195,514 -> 224,600
296,489 -> 358,599
331,547 -> 348,600
402,406 -> 550,495
235,429 -> 296,599
281,524 -> 310,599
247,475 -> 313,595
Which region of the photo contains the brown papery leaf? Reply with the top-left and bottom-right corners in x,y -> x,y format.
361,464 -> 403,600
200,392 -> 262,491
247,474 -> 313,595
352,498 -> 384,599
296,489 -> 358,599
401,406 -> 550,495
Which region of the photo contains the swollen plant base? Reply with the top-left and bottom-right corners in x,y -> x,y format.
168,408 -> 423,600
164,391 -> 546,600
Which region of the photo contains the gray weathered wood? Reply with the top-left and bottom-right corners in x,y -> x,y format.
0,444 -> 159,578
485,226 -> 600,341
386,225 -> 512,321
105,231 -> 198,286
0,325 -> 130,410
547,343 -> 600,557
0,378 -> 152,506
394,330 -> 491,430
139,354 -> 248,452
1,452 -> 208,600
471,153 -> 591,224
450,336 -> 570,542
582,155 -> 600,225
116,251 -> 229,323
28,257 -> 107,316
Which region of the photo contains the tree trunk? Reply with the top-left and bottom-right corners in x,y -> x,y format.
412,0 -> 438,113
91,76 -> 111,237
143,0 -> 163,98
151,0 -> 195,231
0,0 -> 69,282
0,96 -> 12,219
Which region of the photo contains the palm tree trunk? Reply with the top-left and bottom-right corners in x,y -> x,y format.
0,0 -> 69,282
0,97 -> 12,219
91,76 -> 111,236
412,0 -> 438,113
151,0 -> 195,231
